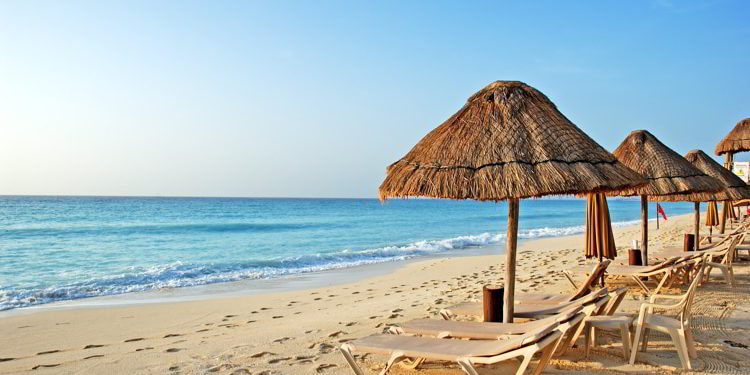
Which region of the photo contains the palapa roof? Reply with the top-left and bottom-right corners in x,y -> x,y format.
716,118 -> 750,156
378,81 -> 647,201
660,150 -> 750,202
609,130 -> 723,200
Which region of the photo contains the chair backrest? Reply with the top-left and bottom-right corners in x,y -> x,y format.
642,256 -> 680,273
569,260 -> 611,301
680,257 -> 707,325
724,234 -> 743,266
604,287 -> 628,315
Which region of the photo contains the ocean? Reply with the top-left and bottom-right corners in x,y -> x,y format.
0,196 -> 695,311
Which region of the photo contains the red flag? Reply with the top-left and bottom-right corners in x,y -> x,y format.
657,203 -> 668,220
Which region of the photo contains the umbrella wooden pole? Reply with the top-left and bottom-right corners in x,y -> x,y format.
641,195 -> 648,266
503,198 -> 519,324
720,153 -> 733,234
694,202 -> 700,251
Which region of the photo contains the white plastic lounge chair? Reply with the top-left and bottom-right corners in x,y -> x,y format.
629,257 -> 707,370
440,288 -> 609,321
704,235 -> 742,287
595,256 -> 681,296
438,261 -> 611,322
340,312 -> 580,375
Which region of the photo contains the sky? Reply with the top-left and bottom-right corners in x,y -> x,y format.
1,1 -> 749,198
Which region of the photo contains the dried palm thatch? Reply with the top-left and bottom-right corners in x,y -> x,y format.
608,130 -> 723,200
659,150 -> 750,202
716,118 -> 750,156
379,81 -> 647,201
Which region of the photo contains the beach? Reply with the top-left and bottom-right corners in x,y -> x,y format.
2,211 -> 750,375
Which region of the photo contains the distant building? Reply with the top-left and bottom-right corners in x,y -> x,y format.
733,161 -> 750,183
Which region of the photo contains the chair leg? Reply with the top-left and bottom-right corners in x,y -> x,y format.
673,330 -> 692,370
729,266 -> 735,287
340,344 -> 365,375
620,323 -> 631,360
532,340 -> 558,375
457,358 -> 480,375
379,352 -> 407,375
684,327 -> 697,359
629,323 -> 644,365
515,352 -> 536,375
641,328 -> 650,352
584,323 -> 592,359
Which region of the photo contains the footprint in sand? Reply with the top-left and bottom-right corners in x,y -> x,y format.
83,344 -> 106,349
229,369 -> 252,375
345,322 -> 357,326
31,364 -> 60,370
164,348 -> 182,353
316,364 -> 338,373
196,328 -> 210,333
208,364 -> 235,372
124,338 -> 145,343
163,333 -> 182,338
267,357 -> 291,364
83,355 -> 104,360
0,358 -> 15,362
272,337 -> 291,343
272,315 -> 283,319
135,347 -> 154,352
260,307 -> 271,311
36,350 -> 60,355
250,351 -> 275,358
328,330 -> 346,338
246,320 -> 256,324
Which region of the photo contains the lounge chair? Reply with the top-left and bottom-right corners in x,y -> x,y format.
704,235 -> 742,287
403,290 -> 611,357
438,260 -> 611,322
629,257 -> 707,370
340,310 -> 582,375
594,256 -> 681,296
440,288 -> 609,321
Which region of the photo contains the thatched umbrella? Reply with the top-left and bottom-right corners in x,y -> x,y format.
662,149 -> 750,247
609,131 -> 723,258
715,118 -> 750,233
379,81 -> 647,322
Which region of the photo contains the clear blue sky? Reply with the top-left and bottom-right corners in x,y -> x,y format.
1,1 -> 748,198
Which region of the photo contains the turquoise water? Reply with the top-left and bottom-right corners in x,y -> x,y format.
0,196 -> 695,310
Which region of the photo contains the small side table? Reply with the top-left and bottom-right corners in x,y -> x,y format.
584,315 -> 635,359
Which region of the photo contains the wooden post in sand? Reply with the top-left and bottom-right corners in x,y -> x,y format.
503,198 -> 519,323
694,202 -> 700,251
720,153 -> 733,234
641,195 -> 648,266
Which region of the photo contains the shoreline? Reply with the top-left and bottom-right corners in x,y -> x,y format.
0,213 -> 676,317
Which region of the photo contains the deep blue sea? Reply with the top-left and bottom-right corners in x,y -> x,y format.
0,196 -> 695,311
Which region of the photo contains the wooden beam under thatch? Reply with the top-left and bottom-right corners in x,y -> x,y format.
659,150 -> 750,202
379,81 -> 647,202
716,118 -> 750,156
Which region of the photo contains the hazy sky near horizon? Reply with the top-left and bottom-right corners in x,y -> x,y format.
1,1 -> 749,198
